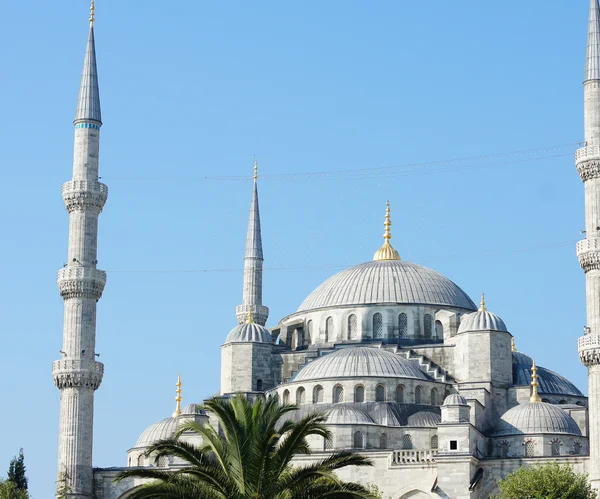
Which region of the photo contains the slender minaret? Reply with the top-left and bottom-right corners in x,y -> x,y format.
577,0 -> 600,489
53,2 -> 107,497
235,160 -> 269,326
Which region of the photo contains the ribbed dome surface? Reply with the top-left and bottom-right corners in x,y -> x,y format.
494,403 -> 582,436
457,310 -> 507,333
225,322 -> 272,344
407,411 -> 441,427
292,347 -> 430,382
181,403 -> 204,415
443,393 -> 468,406
135,418 -> 178,448
371,403 -> 403,426
512,352 -> 583,396
325,406 -> 374,425
297,260 -> 476,313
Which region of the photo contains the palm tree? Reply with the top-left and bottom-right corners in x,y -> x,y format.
116,394 -> 375,499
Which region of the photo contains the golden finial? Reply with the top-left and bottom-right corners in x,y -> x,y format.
247,309 -> 255,324
89,0 -> 96,26
530,360 -> 542,403
511,337 -> 517,352
253,157 -> 258,182
172,374 -> 182,417
373,201 -> 401,261
479,292 -> 487,312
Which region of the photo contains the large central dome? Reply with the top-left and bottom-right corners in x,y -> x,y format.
297,260 -> 476,313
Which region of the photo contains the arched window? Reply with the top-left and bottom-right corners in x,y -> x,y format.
256,379 -> 263,391
574,441 -> 582,455
326,317 -> 334,342
525,440 -> 534,457
296,387 -> 306,405
353,431 -> 364,449
306,320 -> 313,344
373,313 -> 383,339
333,384 -> 344,403
375,384 -> 386,402
431,435 -> 439,450
413,312 -> 421,337
324,436 -> 334,450
542,398 -> 550,403
430,388 -> 437,406
402,434 -> 413,450
137,455 -> 145,467
157,455 -> 169,467
348,314 -> 358,340
282,389 -> 290,404
395,385 -> 404,403
435,320 -> 443,339
313,385 -> 324,403
399,313 -> 408,337
354,385 -> 365,403
380,433 -> 388,449
499,441 -> 509,458
415,386 -> 422,404
559,400 -> 567,404
551,439 -> 561,457
487,439 -> 493,457
424,314 -> 433,338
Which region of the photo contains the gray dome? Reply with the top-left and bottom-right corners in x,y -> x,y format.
135,417 -> 178,448
407,411 -> 441,427
512,352 -> 583,397
297,260 -> 476,313
225,322 -> 272,344
325,406 -> 374,425
443,393 -> 468,406
457,310 -> 507,334
181,403 -> 204,415
291,347 -> 431,382
494,402 -> 582,436
371,403 -> 402,426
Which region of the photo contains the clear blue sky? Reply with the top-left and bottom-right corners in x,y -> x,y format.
0,1 -> 591,496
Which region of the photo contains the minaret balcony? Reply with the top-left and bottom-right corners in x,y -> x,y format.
576,238 -> 600,272
57,267 -> 107,300
579,334 -> 600,367
52,359 -> 104,390
62,180 -> 108,213
576,146 -> 600,181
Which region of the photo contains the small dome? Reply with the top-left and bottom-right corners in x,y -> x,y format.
512,352 -> 583,396
291,347 -> 430,382
181,403 -> 204,415
457,310 -> 507,334
135,417 -> 179,448
407,411 -> 441,427
325,406 -> 374,425
494,402 -> 582,436
225,322 -> 272,344
443,393 -> 468,406
371,403 -> 402,426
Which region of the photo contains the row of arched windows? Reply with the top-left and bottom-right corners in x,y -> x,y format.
283,384 -> 442,405
135,455 -> 169,467
495,439 -> 581,458
350,432 -> 438,450
308,313 -> 443,342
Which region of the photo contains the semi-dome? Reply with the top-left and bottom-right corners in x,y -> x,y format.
407,411 -> 441,427
135,417 -> 179,448
443,393 -> 468,406
291,346 -> 431,382
494,402 -> 582,436
371,403 -> 403,426
325,406 -> 374,425
225,321 -> 272,344
512,352 -> 583,396
296,260 -> 476,313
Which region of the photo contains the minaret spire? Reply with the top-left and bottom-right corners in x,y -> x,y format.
54,3 -> 107,496
172,374 -> 182,418
236,159 -> 269,326
586,0 -> 600,83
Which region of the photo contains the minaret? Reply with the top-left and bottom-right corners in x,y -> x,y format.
577,0 -> 600,489
53,2 -> 107,497
235,159 -> 269,326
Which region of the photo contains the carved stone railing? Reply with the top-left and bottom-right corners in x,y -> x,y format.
389,449 -> 438,466
57,267 -> 107,300
576,147 -> 600,181
579,334 -> 600,366
62,180 -> 108,213
576,238 -> 600,272
52,360 -> 104,390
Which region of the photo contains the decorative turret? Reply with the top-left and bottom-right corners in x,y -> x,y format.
236,159 -> 269,326
172,374 -> 182,418
373,201 -> 401,261
54,2 -> 108,496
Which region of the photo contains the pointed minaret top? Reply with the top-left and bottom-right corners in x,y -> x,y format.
374,201 -> 401,261
245,160 -> 263,261
479,292 -> 487,312
530,360 -> 542,403
586,0 -> 600,81
254,157 -> 258,182
172,374 -> 182,417
75,2 -> 102,125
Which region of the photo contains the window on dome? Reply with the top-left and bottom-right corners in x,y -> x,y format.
551,439 -> 561,457
375,384 -> 386,402
413,312 -> 421,337
435,320 -> 443,339
324,436 -> 334,450
296,387 -> 306,405
326,317 -> 334,341
402,434 -> 413,450
157,455 -> 169,467
395,385 -> 404,403
424,314 -> 433,338
306,320 -> 313,344
354,431 -> 364,449
415,386 -> 422,404
542,398 -> 550,403
559,400 -> 567,404
574,441 -> 582,455
373,313 -> 383,339
430,388 -> 438,405
431,435 -> 438,450
525,440 -> 534,457
355,385 -> 365,403
313,385 -> 324,403
499,441 -> 509,458
399,313 -> 408,337
333,384 -> 344,403
380,433 -> 388,449
348,314 -> 359,340
282,390 -> 290,405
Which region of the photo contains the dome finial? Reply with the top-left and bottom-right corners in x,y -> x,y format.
530,360 -> 542,403
479,292 -> 486,312
511,337 -> 517,352
373,201 -> 401,261
253,157 -> 258,182
89,0 -> 96,26
247,309 -> 255,324
172,374 -> 182,417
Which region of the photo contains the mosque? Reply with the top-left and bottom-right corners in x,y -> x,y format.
53,1 -> 600,498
